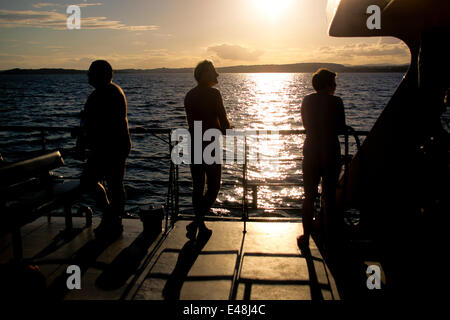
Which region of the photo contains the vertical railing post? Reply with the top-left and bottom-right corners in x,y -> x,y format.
166,131 -> 172,232
251,185 -> 257,209
175,162 -> 179,217
242,135 -> 248,233
344,127 -> 349,189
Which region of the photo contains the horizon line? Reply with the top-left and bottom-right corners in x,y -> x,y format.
0,61 -> 410,73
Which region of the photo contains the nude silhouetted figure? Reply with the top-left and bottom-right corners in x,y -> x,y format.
78,60 -> 132,240
184,60 -> 231,241
298,68 -> 346,252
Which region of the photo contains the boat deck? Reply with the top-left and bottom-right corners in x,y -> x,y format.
0,217 -> 340,300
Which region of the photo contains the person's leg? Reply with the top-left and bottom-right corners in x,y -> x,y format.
92,157 -> 127,239
197,164 -> 222,232
300,156 -> 320,244
321,159 -> 339,241
104,157 -> 127,223
191,164 -> 206,215
80,156 -> 109,210
188,164 -> 206,238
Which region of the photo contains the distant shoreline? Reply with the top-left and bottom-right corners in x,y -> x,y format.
0,62 -> 408,75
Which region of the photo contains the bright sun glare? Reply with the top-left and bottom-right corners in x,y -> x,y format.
254,0 -> 293,19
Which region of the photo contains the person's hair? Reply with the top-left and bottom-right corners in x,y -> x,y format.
312,68 -> 337,91
89,60 -> 113,83
194,60 -> 215,83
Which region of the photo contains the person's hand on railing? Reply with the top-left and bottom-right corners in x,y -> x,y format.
134,126 -> 148,133
345,125 -> 361,151
223,124 -> 235,135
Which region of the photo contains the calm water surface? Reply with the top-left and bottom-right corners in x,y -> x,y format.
0,72 -> 406,216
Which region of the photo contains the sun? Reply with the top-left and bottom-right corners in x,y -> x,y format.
254,0 -> 293,20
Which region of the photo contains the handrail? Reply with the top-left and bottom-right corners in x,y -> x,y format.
0,125 -> 172,134
0,125 -> 370,136
0,125 -> 368,224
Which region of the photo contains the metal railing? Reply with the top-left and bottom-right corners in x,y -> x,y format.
0,125 -> 368,231
0,125 -> 177,233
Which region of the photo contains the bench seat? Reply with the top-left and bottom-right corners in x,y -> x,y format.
1,180 -> 81,237
0,151 -> 83,261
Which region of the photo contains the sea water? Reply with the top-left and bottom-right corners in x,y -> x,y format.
0,72 -> 413,216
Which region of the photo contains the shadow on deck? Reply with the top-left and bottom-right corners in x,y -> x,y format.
0,217 -> 340,300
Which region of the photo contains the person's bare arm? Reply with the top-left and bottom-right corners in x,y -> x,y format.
82,94 -> 94,147
184,93 -> 194,130
115,85 -> 131,155
301,96 -> 309,132
116,87 -> 129,133
216,90 -> 231,131
336,97 -> 346,134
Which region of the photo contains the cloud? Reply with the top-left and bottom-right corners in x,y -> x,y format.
143,49 -> 169,56
73,2 -> 103,8
0,9 -> 158,31
32,2 -> 103,8
32,3 -> 61,8
378,37 -> 404,45
45,45 -> 67,49
0,50 -> 201,70
316,40 -> 409,61
207,44 -> 264,61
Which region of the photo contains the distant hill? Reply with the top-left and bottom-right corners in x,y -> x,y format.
0,68 -> 85,75
0,63 -> 409,75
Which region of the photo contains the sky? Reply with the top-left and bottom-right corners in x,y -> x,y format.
0,0 -> 411,70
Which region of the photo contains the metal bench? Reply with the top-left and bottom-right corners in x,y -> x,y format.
0,151 -> 85,261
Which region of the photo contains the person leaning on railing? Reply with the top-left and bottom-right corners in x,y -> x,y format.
297,68 -> 346,253
76,60 -> 132,240
184,60 -> 232,241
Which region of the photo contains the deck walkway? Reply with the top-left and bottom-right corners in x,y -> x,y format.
0,217 -> 340,300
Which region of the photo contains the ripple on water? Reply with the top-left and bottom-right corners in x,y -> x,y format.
0,72 -> 404,215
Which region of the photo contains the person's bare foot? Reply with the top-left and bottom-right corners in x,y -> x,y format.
297,235 -> 310,255
186,221 -> 197,240
197,227 -> 212,244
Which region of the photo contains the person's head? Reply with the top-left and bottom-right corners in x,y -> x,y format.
312,68 -> 337,95
194,60 -> 219,87
88,60 -> 113,88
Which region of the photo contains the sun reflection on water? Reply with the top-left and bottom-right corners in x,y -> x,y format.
221,73 -> 308,211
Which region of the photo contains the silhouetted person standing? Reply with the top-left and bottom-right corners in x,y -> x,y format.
298,68 -> 345,251
79,60 -> 131,239
184,60 -> 231,241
